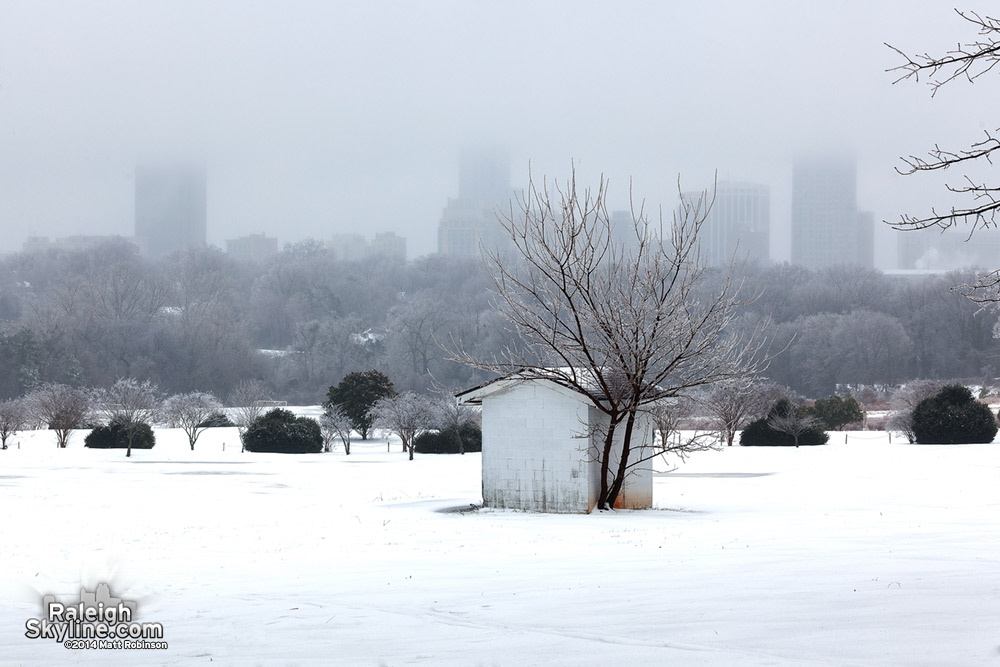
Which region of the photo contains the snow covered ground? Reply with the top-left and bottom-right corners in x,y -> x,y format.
2,425 -> 999,666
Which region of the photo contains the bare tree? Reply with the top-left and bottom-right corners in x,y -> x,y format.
699,380 -> 782,447
0,398 -> 28,449
887,10 -> 1000,300
434,396 -> 479,455
228,379 -> 272,450
320,404 -> 353,455
643,396 -> 717,469
162,392 -> 224,450
768,410 -> 825,448
370,391 -> 440,460
26,383 -> 92,448
315,416 -> 338,453
886,379 -> 946,443
454,169 -> 766,509
101,378 -> 162,457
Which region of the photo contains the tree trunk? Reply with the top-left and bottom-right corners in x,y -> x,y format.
606,410 -> 638,509
597,414 -> 621,510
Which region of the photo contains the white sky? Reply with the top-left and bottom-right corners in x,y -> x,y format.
0,1 -> 988,263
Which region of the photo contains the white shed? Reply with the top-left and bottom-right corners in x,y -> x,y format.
457,373 -> 654,513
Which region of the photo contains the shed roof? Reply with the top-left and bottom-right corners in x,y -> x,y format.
455,371 -> 598,406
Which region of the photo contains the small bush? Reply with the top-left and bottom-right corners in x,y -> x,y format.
413,423 -> 482,454
243,408 -> 323,454
912,384 -> 998,444
740,399 -> 828,446
198,411 -> 235,428
84,419 -> 156,449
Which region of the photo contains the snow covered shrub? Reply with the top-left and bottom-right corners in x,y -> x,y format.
242,408 -> 323,453
198,411 -> 234,428
739,398 -> 828,446
912,384 -> 998,444
413,423 -> 482,454
84,418 -> 155,449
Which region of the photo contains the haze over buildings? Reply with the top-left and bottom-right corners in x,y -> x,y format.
0,2 -> 990,267
134,164 -> 207,259
791,157 -> 874,270
438,150 -> 512,257
681,181 -> 770,267
226,232 -> 278,262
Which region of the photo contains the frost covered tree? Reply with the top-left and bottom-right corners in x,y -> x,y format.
700,381 -> 783,447
26,383 -> 92,448
228,379 -> 272,450
162,392 -> 224,450
767,403 -> 827,448
100,378 -> 162,457
320,404 -> 354,455
0,398 -> 28,449
886,380 -> 946,443
434,396 -> 479,455
455,169 -> 766,509
643,395 -> 716,467
887,10 -> 1000,300
370,391 -> 440,460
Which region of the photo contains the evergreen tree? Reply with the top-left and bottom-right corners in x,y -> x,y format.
912,384 -> 998,444
324,370 -> 396,440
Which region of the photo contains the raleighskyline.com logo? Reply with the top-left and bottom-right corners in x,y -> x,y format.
24,584 -> 167,650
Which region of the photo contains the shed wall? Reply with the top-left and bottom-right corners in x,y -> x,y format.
481,384 -> 592,513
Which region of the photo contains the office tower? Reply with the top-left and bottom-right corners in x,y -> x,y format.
680,181 -> 770,266
134,165 -> 207,260
438,149 -> 512,257
791,157 -> 873,269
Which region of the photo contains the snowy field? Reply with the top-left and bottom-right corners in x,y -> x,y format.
1,425 -> 999,666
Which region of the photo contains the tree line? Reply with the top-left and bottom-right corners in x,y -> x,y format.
0,237 -> 997,404
0,371 -> 481,459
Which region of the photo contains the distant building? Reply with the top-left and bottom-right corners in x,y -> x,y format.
328,233 -> 370,261
897,226 -> 1000,270
369,231 -> 406,262
438,199 -> 507,257
226,233 -> 278,261
791,157 -> 873,269
438,149 -> 513,257
134,164 -> 207,260
327,231 -> 407,262
679,181 -> 770,266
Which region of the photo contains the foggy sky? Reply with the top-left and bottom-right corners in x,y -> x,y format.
0,1 -> 987,264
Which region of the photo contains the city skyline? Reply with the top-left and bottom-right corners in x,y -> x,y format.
9,149 -> 983,271
0,2 -> 981,267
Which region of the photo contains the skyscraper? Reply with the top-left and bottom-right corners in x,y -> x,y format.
681,181 -> 770,266
791,157 -> 873,269
134,165 -> 207,260
438,149 -> 512,257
